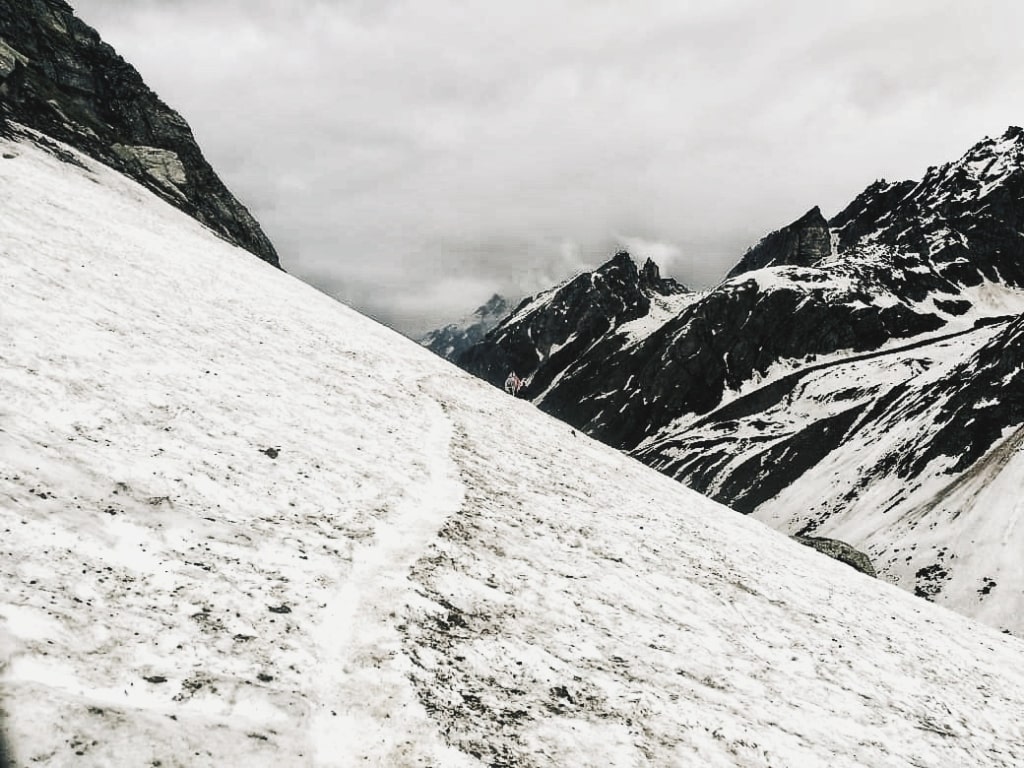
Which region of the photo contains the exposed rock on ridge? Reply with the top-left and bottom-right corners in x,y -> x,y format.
727,206 -> 831,278
0,0 -> 279,266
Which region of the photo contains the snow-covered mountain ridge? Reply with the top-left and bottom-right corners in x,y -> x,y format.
419,294 -> 512,362
451,127 -> 1024,634
4,128 -> 1024,766
457,251 -> 692,399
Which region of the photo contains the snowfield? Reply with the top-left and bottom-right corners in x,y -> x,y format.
2,129 -> 1024,767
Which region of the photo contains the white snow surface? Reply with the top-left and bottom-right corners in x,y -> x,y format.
615,291 -> 701,348
2,132 -> 1024,767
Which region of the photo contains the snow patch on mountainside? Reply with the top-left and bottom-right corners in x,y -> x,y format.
615,290 -> 702,347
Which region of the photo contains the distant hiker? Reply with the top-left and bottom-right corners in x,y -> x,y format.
504,371 -> 522,396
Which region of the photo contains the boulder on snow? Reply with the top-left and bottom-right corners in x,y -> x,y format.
795,536 -> 877,578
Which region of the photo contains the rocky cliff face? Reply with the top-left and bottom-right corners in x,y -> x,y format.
0,0 -> 279,266
448,128 -> 1024,632
727,206 -> 831,278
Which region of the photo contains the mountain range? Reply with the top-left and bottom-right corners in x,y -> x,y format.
443,127 -> 1024,635
4,1 -> 1024,764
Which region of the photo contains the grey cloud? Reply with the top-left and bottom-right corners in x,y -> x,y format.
69,0 -> 1024,334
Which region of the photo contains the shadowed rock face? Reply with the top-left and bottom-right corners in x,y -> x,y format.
727,206 -> 831,278
0,0 -> 279,267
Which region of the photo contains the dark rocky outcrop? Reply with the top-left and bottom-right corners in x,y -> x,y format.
639,256 -> 684,295
795,536 -> 877,578
727,206 -> 831,278
0,0 -> 279,266
457,252 -> 687,396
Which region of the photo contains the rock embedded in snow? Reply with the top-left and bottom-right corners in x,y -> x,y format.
795,536 -> 877,578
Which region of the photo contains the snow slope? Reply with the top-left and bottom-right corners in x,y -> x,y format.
635,313 -> 1024,634
2,129 -> 1024,767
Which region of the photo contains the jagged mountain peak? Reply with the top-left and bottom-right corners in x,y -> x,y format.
727,205 -> 831,278
799,204 -> 825,221
639,255 -> 689,295
960,124 -> 1024,165
606,248 -> 636,268
825,125 -> 1024,293
592,250 -> 687,295
912,128 -> 1024,202
474,293 -> 509,319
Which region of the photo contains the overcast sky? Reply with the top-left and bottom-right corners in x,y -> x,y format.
70,0 -> 1024,335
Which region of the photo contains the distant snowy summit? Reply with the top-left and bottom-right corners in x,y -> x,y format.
0,0 -> 279,266
419,294 -> 512,361
446,127 -> 1024,634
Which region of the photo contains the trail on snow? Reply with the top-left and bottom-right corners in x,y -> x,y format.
308,378 -> 475,767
